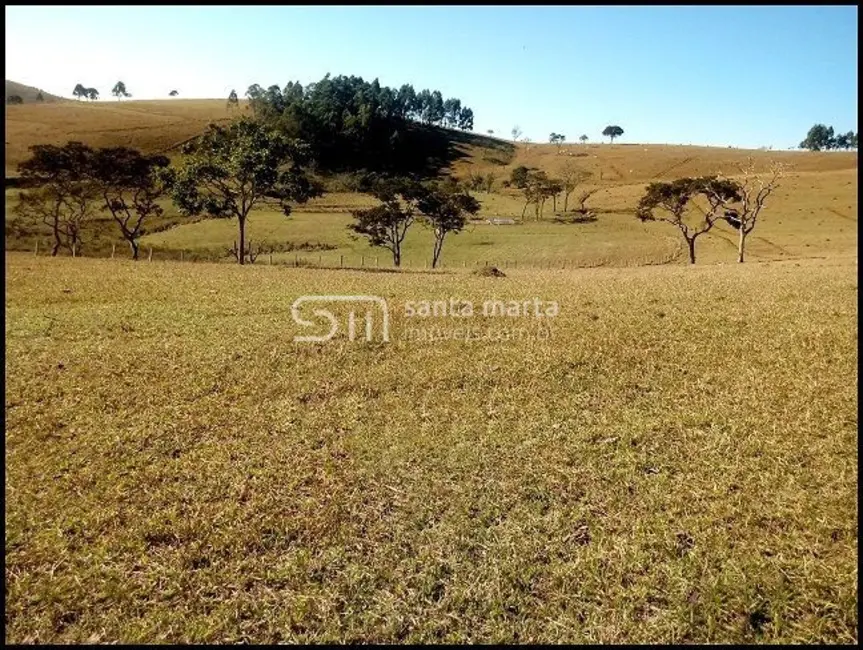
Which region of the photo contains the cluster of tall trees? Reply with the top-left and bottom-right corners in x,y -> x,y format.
72,84 -> 99,101
799,124 -> 858,151
236,74 -> 475,173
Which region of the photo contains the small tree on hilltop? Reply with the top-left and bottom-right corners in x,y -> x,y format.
169,90 -> 179,97
170,117 -> 323,264
711,158 -> 786,263
579,134 -> 588,144
349,176 -> 427,267
36,91 -> 44,102
636,176 -> 740,264
73,84 -> 86,101
112,81 -> 131,100
86,88 -> 99,101
602,125 -> 624,144
511,125 -> 523,142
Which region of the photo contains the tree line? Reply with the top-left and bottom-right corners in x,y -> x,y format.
229,74 -> 475,174
799,124 -> 857,151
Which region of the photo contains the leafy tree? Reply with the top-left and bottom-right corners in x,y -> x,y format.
851,132 -> 859,149
546,178 -> 564,212
15,142 -> 99,256
349,176 -> 426,266
711,159 -> 786,263
7,95 -> 23,105
482,172 -> 496,193
73,84 -> 86,100
36,91 -> 44,102
90,147 -> 171,259
511,125 -> 523,142
418,184 -> 480,268
510,165 -> 532,189
112,81 -> 131,100
227,89 -> 239,109
834,132 -> 849,149
560,161 -> 592,212
579,134 -> 588,144
86,88 -> 99,101
549,133 -> 566,150
636,176 -> 740,264
443,98 -> 462,128
602,125 -> 624,143
799,124 -> 835,151
457,107 -> 474,131
487,129 -> 494,136
169,90 -> 179,97
170,117 -> 323,264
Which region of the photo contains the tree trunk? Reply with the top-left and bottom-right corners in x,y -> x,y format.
686,237 -> 696,264
237,216 -> 246,265
552,194 -> 557,212
393,247 -> 401,267
432,236 -> 444,268
564,192 -> 570,213
522,201 -> 530,219
130,239 -> 139,260
737,228 -> 746,263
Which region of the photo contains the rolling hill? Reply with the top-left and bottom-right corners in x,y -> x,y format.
5,80 -> 64,105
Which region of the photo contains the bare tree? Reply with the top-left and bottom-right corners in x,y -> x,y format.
560,161 -> 592,213
712,158 -> 787,263
511,125 -> 523,142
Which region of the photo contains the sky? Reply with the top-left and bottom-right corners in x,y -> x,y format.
5,5 -> 858,149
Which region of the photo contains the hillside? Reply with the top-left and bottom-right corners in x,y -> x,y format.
5,80 -> 64,104
5,97 -> 857,180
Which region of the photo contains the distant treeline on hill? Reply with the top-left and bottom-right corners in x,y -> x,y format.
238,74 -> 475,175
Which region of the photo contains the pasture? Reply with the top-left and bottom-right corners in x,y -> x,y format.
4,253 -> 857,643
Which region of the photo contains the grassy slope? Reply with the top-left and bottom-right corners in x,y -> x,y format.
5,253 -> 857,643
5,80 -> 64,104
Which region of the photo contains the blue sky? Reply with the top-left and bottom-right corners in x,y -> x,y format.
5,5 -> 858,148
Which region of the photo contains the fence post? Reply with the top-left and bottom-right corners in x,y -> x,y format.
148,247 -> 153,261
295,253 -> 299,267
361,255 -> 364,267
34,241 -> 38,256
375,256 -> 379,268
72,244 -> 77,258
269,253 -> 273,265
180,250 -> 184,262
340,254 -> 343,268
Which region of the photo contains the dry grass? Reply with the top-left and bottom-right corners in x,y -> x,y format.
4,252 -> 858,643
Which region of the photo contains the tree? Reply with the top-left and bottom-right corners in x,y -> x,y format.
112,81 -> 130,100
349,176 -> 426,266
799,124 -> 835,151
15,142 -> 99,256
7,95 -> 23,105
73,84 -> 86,101
511,125 -> 523,142
457,107 -> 474,131
91,147 -> 171,259
602,125 -> 624,144
636,176 -> 740,264
487,129 -> 494,136
510,165 -> 532,189
579,134 -> 588,144
443,98 -> 462,128
86,88 -> 99,101
560,161 -> 592,213
169,90 -> 179,97
549,133 -> 566,150
851,132 -> 859,149
418,184 -> 480,268
711,159 -> 786,263
36,91 -> 44,102
170,117 -> 324,264
227,89 -> 239,109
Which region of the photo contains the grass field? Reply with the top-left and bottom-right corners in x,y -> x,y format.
3,95 -> 859,643
4,253 -> 857,643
